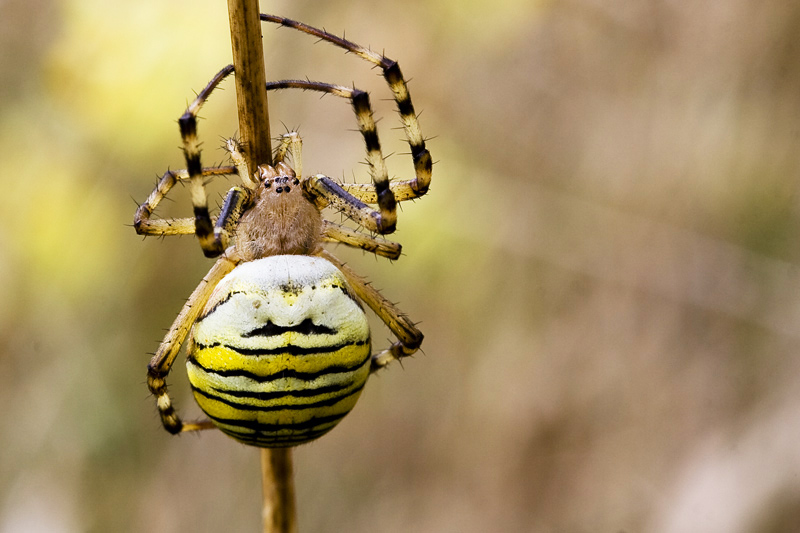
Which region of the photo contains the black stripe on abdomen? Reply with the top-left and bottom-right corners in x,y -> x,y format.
190,380 -> 366,412
193,339 -> 366,357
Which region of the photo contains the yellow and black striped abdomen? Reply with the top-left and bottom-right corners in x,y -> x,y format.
186,255 -> 371,447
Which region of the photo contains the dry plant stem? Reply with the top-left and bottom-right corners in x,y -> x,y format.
227,0 -> 272,169
226,2 -> 295,533
261,448 -> 298,533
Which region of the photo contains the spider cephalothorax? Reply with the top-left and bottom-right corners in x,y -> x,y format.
235,162 -> 324,261
134,14 -> 431,447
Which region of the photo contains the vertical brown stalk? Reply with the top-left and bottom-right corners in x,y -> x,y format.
261,448 -> 298,533
227,0 -> 272,168
226,2 -> 296,533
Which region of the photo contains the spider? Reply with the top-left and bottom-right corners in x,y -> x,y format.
133,14 -> 431,447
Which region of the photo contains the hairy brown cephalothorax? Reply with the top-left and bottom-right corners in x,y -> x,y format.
235,162 -> 324,261
133,14 -> 433,442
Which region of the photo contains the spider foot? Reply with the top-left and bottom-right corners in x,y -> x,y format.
369,339 -> 421,373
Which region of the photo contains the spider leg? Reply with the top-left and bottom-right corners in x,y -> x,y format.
147,249 -> 242,434
213,186 -> 252,250
261,14 -> 432,199
303,173 -> 392,234
134,166 -> 236,236
223,137 -> 257,188
179,64 -> 239,257
334,181 -> 425,204
322,220 -> 402,260
204,138 -> 256,250
274,132 -> 303,179
319,250 -> 423,371
266,80 -> 397,233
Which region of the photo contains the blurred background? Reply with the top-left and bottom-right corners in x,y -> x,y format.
2,0 -> 800,531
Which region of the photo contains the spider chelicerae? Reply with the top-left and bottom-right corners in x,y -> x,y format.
133,14 -> 431,447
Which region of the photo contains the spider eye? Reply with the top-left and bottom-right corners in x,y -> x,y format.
292,178 -> 299,185
276,187 -> 283,193
264,181 -> 271,188
284,186 -> 291,193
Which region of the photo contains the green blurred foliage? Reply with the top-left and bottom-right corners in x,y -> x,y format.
2,0 -> 800,532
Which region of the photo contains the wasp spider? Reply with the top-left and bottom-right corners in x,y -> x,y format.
134,14 -> 431,447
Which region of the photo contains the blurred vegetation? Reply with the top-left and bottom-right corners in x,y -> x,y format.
2,0 -> 800,531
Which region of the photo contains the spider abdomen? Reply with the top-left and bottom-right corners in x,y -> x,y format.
186,255 -> 371,447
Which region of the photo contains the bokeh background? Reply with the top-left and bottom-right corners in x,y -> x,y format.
2,0 -> 800,531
